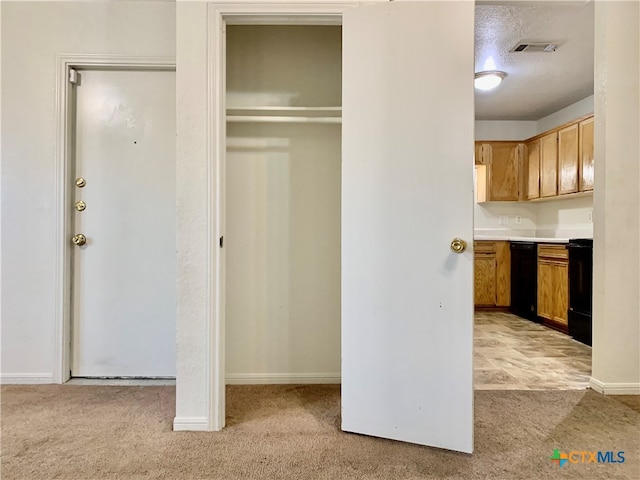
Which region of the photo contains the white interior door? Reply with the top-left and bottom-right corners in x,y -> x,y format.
341,1 -> 475,452
72,69 -> 176,378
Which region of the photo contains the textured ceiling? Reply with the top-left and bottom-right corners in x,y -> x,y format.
475,1 -> 594,120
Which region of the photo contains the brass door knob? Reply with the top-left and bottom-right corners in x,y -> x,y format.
75,201 -> 86,212
450,238 -> 467,253
72,234 -> 87,246
75,177 -> 86,188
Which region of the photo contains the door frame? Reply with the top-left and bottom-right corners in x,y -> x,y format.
53,55 -> 176,384
204,1 -> 361,431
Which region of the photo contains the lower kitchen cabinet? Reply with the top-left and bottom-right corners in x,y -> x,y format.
537,244 -> 569,331
474,241 -> 510,308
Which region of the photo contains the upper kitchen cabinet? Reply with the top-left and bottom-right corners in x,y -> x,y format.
524,139 -> 540,200
476,114 -> 594,203
539,132 -> 558,198
579,116 -> 594,191
558,123 -> 579,195
538,114 -> 594,199
476,142 -> 522,202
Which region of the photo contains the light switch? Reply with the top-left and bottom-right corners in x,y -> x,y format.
499,215 -> 508,225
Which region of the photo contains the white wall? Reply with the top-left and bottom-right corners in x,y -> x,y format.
175,0 -> 212,429
591,0 -> 640,394
536,94 -> 594,134
536,196 -> 593,238
0,1 -> 176,383
475,121 -> 537,141
474,203 -> 537,237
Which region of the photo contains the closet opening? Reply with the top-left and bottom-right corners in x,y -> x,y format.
224,25 -> 342,402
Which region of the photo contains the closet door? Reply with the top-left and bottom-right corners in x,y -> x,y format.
342,1 -> 474,453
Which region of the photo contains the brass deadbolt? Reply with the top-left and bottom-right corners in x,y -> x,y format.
75,177 -> 86,188
72,234 -> 87,246
75,201 -> 86,212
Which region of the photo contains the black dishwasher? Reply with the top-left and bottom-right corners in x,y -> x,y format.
510,242 -> 538,321
568,239 -> 593,346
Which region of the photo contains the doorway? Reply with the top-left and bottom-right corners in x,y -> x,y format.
224,25 -> 342,385
70,67 -> 177,378
212,0 -> 476,453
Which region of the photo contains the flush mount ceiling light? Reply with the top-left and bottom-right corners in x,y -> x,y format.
474,71 -> 507,91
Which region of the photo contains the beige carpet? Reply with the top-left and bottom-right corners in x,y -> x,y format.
1,385 -> 638,479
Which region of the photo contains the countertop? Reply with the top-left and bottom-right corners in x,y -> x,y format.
473,235 -> 570,243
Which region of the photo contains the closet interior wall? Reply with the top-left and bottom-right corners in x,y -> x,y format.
225,25 -> 342,383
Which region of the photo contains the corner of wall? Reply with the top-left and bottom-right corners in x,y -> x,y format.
536,95 -> 594,134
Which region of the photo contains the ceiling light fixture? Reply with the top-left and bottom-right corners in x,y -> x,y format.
474,71 -> 507,91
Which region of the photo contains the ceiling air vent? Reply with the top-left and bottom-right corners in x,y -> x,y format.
510,42 -> 558,53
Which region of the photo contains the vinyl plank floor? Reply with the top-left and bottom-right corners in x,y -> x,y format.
474,312 -> 591,390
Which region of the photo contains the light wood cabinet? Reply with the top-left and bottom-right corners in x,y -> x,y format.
537,244 -> 569,331
558,123 -> 579,195
475,142 -> 522,202
579,116 -> 594,191
495,241 -> 511,306
474,241 -> 510,307
474,253 -> 497,306
539,132 -> 558,198
475,114 -> 594,203
525,139 -> 540,200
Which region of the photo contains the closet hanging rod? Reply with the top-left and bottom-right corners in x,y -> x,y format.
226,115 -> 341,124
226,106 -> 341,112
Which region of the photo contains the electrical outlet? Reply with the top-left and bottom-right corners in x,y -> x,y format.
588,210 -> 593,222
515,215 -> 522,224
499,215 -> 508,225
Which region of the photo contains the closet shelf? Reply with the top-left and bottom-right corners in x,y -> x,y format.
226,106 -> 342,124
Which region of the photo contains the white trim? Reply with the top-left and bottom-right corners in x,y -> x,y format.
173,417 -> 211,432
54,55 -> 176,385
209,3 -> 226,432
589,378 -> 640,395
226,373 -> 341,385
0,374 -> 55,385
206,1 -> 356,433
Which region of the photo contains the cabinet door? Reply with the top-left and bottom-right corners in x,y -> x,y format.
552,262 -> 569,325
539,132 -> 558,197
487,143 -> 520,201
525,139 -> 540,200
579,117 -> 594,191
537,260 -> 554,320
558,123 -> 579,195
495,241 -> 511,307
474,255 -> 497,306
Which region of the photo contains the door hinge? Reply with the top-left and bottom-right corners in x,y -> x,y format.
219,236 -> 224,248
69,68 -> 79,85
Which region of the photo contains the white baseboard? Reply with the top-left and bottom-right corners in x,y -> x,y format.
173,416 -> 211,431
226,372 -> 341,385
0,373 -> 55,385
589,377 -> 640,395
